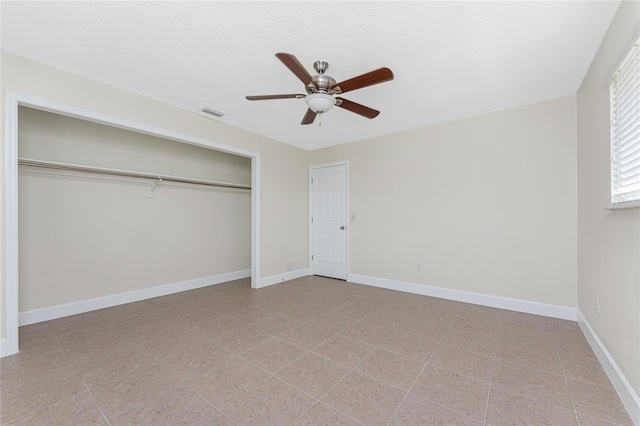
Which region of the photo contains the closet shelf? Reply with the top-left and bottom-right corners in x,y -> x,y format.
18,157 -> 251,190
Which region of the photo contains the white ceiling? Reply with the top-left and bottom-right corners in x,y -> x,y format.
1,1 -> 620,151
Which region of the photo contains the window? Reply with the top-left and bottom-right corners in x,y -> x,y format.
610,35 -> 640,207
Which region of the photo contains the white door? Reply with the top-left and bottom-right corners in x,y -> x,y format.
311,164 -> 347,279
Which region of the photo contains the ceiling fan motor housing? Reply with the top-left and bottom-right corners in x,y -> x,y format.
307,73 -> 337,94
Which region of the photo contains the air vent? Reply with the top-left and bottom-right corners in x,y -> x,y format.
200,107 -> 225,118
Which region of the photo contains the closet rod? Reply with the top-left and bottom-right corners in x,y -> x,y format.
18,158 -> 252,190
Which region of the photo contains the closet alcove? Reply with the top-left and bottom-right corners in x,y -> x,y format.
18,106 -> 252,317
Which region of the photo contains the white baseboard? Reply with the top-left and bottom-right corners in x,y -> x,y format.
0,339 -> 8,357
577,311 -> 640,425
257,268 -> 309,289
348,274 -> 577,321
18,269 -> 251,326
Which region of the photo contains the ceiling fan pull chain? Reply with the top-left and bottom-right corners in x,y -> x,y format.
318,113 -> 322,127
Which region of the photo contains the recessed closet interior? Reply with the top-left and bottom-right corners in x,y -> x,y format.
18,106 -> 251,314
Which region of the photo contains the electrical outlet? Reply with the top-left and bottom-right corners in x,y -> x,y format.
351,213 -> 356,221
415,262 -> 422,272
596,296 -> 601,315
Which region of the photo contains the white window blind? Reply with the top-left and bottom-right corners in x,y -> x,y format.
610,36 -> 640,206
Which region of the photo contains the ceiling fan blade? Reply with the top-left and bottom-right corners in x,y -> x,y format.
331,67 -> 394,94
301,108 -> 317,125
246,94 -> 305,100
336,97 -> 380,119
276,53 -> 314,86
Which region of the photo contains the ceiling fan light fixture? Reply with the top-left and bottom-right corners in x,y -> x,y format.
305,93 -> 336,114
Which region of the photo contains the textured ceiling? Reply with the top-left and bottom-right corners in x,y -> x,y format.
1,1 -> 620,150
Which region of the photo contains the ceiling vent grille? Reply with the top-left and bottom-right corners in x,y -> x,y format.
200,107 -> 225,118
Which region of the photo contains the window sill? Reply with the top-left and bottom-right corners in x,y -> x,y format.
608,201 -> 640,210
606,202 -> 640,217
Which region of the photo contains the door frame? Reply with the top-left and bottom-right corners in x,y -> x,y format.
309,161 -> 350,280
2,91 -> 261,357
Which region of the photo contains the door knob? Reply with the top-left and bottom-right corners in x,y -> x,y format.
340,226 -> 345,230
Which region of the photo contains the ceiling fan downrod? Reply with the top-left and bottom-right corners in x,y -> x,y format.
313,61 -> 329,75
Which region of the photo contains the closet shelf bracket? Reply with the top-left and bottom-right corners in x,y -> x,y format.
147,178 -> 162,199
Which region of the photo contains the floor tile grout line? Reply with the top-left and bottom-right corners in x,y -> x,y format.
489,319 -> 597,424
290,399 -> 367,426
313,314 -> 448,363
236,338 -> 314,376
482,314 -> 503,426
48,322 -> 87,372
278,323 -> 341,350
81,365 -> 181,423
552,328 -> 583,426
549,332 -> 623,425
0,385 -> 100,424
150,334 -> 221,363
565,377 -> 633,426
3,412 -> 30,424
385,307 -> 460,425
82,380 -> 112,426
98,309 -> 118,328
46,310 -> 113,338
164,320 -> 340,408
282,361 -> 368,426
231,334 -> 278,356
417,362 -> 492,387
421,310 -> 502,424
197,411 -> 239,426
165,348 -> 254,423
291,348 -> 374,426
217,368 -> 320,423
206,343 -> 323,419
242,321 -> 401,425
171,372 -> 238,425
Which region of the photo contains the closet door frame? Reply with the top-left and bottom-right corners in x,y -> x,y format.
2,90 -> 261,357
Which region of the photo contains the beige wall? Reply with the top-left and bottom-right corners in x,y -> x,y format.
576,0 -> 640,395
310,96 -> 578,307
18,108 -> 251,311
1,51 -> 310,338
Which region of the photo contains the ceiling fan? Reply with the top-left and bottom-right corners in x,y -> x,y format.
246,53 -> 394,125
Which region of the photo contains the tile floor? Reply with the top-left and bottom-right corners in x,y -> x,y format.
0,276 -> 633,425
